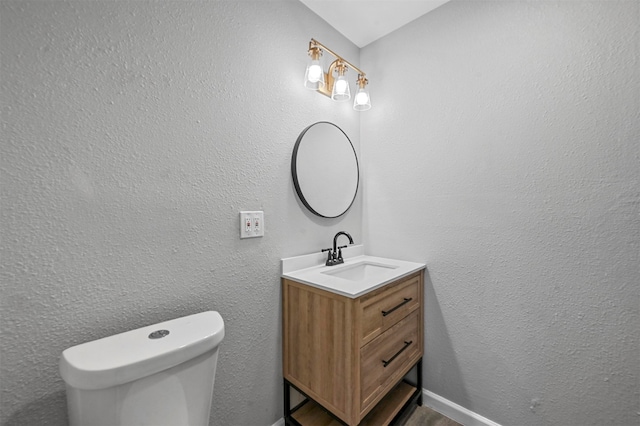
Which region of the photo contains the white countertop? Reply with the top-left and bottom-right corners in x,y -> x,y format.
281,245 -> 425,298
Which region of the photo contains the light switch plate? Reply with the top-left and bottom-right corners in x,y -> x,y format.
240,211 -> 264,239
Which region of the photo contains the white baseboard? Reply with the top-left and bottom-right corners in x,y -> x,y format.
422,389 -> 502,426
271,389 -> 501,426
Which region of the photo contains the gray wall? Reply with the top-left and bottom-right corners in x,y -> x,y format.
361,1 -> 639,425
0,1 -> 362,425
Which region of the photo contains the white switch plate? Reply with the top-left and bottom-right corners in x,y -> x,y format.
240,211 -> 264,239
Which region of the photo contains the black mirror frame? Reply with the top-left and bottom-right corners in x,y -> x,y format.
291,121 -> 360,219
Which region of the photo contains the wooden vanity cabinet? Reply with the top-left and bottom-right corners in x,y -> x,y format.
282,269 -> 424,425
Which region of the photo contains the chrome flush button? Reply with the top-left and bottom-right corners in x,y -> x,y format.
148,329 -> 170,339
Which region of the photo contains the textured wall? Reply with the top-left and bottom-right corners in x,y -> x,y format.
361,1 -> 639,425
0,1 -> 362,424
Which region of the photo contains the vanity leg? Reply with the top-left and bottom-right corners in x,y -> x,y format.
284,381 -> 291,424
417,358 -> 423,406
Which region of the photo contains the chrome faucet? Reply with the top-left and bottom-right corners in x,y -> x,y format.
322,231 -> 354,266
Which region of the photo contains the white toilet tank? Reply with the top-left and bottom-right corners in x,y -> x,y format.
60,311 -> 224,426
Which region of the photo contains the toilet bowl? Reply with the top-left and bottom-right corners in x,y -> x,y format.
60,311 -> 224,426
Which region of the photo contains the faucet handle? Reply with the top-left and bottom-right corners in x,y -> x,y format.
337,245 -> 347,262
321,248 -> 334,266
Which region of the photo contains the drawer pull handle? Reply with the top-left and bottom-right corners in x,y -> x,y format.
382,298 -> 412,317
382,340 -> 413,367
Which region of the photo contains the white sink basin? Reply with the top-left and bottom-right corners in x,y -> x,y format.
321,261 -> 398,281
281,245 -> 425,298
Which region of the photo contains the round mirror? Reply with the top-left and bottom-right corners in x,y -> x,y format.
291,122 -> 359,218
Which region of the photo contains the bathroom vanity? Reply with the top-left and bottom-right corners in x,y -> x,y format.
281,246 -> 425,425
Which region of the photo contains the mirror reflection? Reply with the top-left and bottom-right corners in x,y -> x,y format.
292,122 -> 359,218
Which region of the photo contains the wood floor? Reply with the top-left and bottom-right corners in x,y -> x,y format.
402,405 -> 462,426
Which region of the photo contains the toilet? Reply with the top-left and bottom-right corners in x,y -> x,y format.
59,311 -> 224,426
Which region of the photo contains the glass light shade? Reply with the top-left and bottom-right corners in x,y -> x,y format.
304,58 -> 325,90
353,86 -> 371,111
331,75 -> 351,101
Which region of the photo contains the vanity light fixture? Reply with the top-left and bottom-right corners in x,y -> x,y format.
304,44 -> 325,90
353,75 -> 371,111
303,38 -> 371,111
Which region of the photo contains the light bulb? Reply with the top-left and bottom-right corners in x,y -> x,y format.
355,91 -> 369,105
335,79 -> 348,95
353,86 -> 371,111
307,63 -> 322,83
331,70 -> 350,101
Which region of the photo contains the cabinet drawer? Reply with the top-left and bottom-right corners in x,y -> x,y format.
360,310 -> 421,411
359,274 -> 420,346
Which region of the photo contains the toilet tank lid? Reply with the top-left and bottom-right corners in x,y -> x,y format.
60,311 -> 224,390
